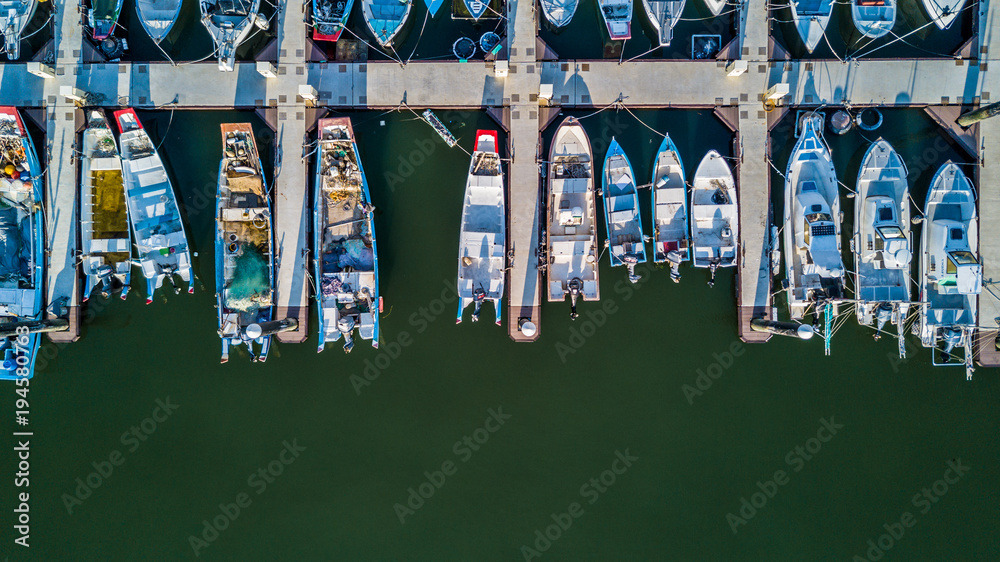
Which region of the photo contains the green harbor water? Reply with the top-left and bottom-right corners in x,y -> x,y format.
1,106 -> 997,560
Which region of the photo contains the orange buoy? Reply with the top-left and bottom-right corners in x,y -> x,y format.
11,170 -> 20,180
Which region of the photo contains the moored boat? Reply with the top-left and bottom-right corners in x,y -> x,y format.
424,0 -> 445,16
87,0 -> 125,41
651,135 -> 688,282
464,0 -> 489,19
0,107 -> 43,380
851,0 -> 895,39
598,0 -> 632,40
853,139 -> 910,348
200,0 -> 263,71
0,0 -> 37,59
541,0 -> 579,27
704,0 -> 725,16
80,111 -> 131,302
642,0 -> 685,46
782,114 -> 844,322
602,138 -> 645,283
457,130 -> 505,325
546,117 -> 599,319
136,0 -> 183,43
314,118 -> 380,352
216,124 -> 274,363
362,0 -> 412,47
114,109 -> 194,302
790,0 -> 834,53
313,0 -> 354,42
918,162 -> 981,379
690,150 -> 737,286
921,0 -> 966,30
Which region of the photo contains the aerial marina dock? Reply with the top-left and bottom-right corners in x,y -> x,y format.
0,0 -> 997,372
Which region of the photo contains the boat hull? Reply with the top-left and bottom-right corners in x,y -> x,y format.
921,0 -> 966,29
689,150 -> 738,270
200,0 -> 263,71
313,0 -> 355,42
651,135 -> 688,267
0,0 -> 38,59
598,0 -> 632,40
135,0 -> 183,44
362,0 -> 412,47
89,0 -> 125,40
602,139 -> 646,283
851,0 -> 896,39
642,0 -> 685,46
791,0 -> 834,53
540,0 -> 579,27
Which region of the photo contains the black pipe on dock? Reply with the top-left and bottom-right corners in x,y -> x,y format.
0,319 -> 70,338
957,102 -> 1000,127
750,318 -> 814,340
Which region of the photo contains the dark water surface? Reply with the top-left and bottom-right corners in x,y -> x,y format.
2,108 -> 998,560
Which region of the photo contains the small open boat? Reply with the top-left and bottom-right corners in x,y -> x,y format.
424,0 -> 445,16
200,0 -> 262,71
136,0 -> 183,43
599,0 -> 632,40
853,139 -> 910,347
457,130 -> 505,325
921,0 -> 966,30
464,0 -> 489,19
783,114 -> 844,321
362,0 -> 412,47
704,0 -> 725,16
651,135 -> 688,282
546,117 -> 599,319
216,124 -> 274,363
0,107 -> 43,380
602,138 -> 645,283
80,111 -> 131,302
791,0 -> 834,53
313,0 -> 354,42
314,118 -> 380,352
540,0 -> 579,27
851,0 -> 895,39
919,162 -> 981,378
642,0 -> 685,46
0,0 -> 37,59
690,150 -> 737,286
114,109 -> 194,302
87,0 -> 125,41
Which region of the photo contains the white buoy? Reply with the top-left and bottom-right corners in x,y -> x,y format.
519,321 -> 537,337
245,324 -> 263,339
796,325 -> 815,340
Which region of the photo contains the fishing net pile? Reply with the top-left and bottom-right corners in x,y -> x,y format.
0,207 -> 26,288
226,243 -> 272,312
321,239 -> 374,272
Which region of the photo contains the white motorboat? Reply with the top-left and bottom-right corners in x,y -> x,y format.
690,150 -> 737,287
642,0 -> 685,46
199,0 -> 263,71
0,0 -> 36,59
791,0 -> 834,53
135,0 -> 183,43
598,0 -> 632,40
540,0 -> 579,27
602,138 -> 646,283
651,135 -> 688,282
851,0 -> 895,39
921,0 -> 966,30
704,0 -> 726,16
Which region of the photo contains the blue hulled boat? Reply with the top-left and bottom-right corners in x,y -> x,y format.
602,138 -> 646,283
651,135 -> 688,282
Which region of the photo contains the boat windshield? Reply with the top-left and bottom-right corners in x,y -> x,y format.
876,225 -> 905,240
948,251 -> 978,266
805,212 -> 832,223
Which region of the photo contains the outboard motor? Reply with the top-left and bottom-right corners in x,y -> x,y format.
707,258 -> 721,288
623,255 -> 640,284
941,328 -> 963,364
338,316 -> 356,354
873,304 -> 892,341
471,287 -> 486,322
666,250 -> 683,283
568,278 -> 582,320
97,264 -> 114,298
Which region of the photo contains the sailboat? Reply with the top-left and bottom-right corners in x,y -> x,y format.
216,124 -> 274,363
456,130 -> 505,325
651,135 -> 688,282
790,0 -> 834,53
853,139 -> 910,349
598,0 -> 632,40
690,150 -> 737,286
312,0 -> 354,42
0,0 -> 36,59
546,117 -> 599,319
642,0 -> 685,46
200,0 -> 262,71
87,0 -> 125,41
602,139 -> 646,283
851,0 -> 895,39
783,114 -> 844,324
80,111 -> 131,302
464,0 -> 489,19
918,162 -> 981,379
540,0 -> 579,27
314,118 -> 380,353
704,0 -> 725,16
921,0 -> 966,30
136,0 -> 184,43
114,109 -> 194,302
362,0 -> 412,47
0,107 -> 43,380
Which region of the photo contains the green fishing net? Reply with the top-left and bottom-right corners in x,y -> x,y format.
226,243 -> 272,312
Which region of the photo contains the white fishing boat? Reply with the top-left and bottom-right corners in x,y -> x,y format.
0,0 -> 36,59
918,162 -> 981,379
602,139 -> 646,283
216,123 -> 274,363
651,135 -> 688,282
546,117 -> 599,319
783,114 -> 844,322
704,0 -> 725,16
200,0 -> 263,71
791,0 -> 834,53
456,130 -> 505,325
314,117 -> 380,353
690,150 -> 737,287
540,0 -> 579,27
362,0 -> 411,47
851,0 -> 895,39
921,0 -> 966,30
114,109 -> 194,303
80,111 -> 131,302
853,139 -> 910,349
599,0 -> 632,40
642,0 -> 685,46
463,0 -> 489,19
136,0 -> 183,43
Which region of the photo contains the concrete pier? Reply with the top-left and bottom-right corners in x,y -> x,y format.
975,0 -> 1000,366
